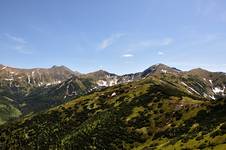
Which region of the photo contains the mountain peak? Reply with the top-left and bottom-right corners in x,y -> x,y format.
186,68 -> 211,78
84,70 -> 118,81
51,65 -> 67,69
189,68 -> 209,72
141,63 -> 181,77
88,70 -> 113,76
96,69 -> 109,74
153,63 -> 167,67
50,65 -> 77,74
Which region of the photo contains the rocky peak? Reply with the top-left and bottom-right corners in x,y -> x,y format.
86,70 -> 117,79
141,63 -> 181,77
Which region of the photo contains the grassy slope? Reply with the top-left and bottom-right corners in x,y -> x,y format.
0,75 -> 226,149
0,96 -> 22,125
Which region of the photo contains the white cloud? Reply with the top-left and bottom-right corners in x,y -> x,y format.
4,33 -> 33,54
99,33 -> 124,49
99,38 -> 112,49
158,51 -> 164,55
122,54 -> 134,58
5,33 -> 27,44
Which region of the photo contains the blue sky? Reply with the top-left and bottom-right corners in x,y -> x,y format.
0,0 -> 226,74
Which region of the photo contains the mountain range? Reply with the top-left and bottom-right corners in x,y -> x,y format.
1,63 -> 226,149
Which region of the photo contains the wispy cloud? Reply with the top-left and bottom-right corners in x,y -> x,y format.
122,54 -> 134,58
5,33 -> 27,44
157,51 -> 164,55
99,33 -> 125,49
4,33 -> 33,54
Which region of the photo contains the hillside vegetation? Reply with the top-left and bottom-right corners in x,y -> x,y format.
1,75 -> 226,149
0,96 -> 21,125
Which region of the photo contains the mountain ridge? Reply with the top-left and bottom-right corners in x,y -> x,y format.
1,63 -> 226,75
0,63 -> 226,125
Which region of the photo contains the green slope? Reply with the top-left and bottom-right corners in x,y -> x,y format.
0,75 -> 226,149
0,96 -> 22,125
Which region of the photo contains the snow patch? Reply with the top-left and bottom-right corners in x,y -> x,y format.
31,71 -> 35,78
27,75 -> 31,84
186,90 -> 192,94
46,83 -> 52,86
111,92 -> 116,97
46,80 -> 62,86
1,66 -> 7,70
181,82 -> 188,87
97,80 -> 108,87
4,78 -> 14,81
213,86 -> 225,94
88,87 -> 98,93
196,82 -> 204,88
181,81 -> 200,95
109,78 -> 118,86
203,93 -> 208,98
38,82 -> 44,87
188,87 -> 200,95
209,80 -> 213,85
161,69 -> 167,74
209,95 -> 216,100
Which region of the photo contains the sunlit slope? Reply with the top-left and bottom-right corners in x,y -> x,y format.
1,75 -> 226,149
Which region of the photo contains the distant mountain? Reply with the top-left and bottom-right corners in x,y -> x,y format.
21,75 -> 97,114
0,65 -> 77,88
0,65 -> 81,123
81,64 -> 225,101
81,64 -> 182,87
141,63 -> 181,77
183,68 -> 226,100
